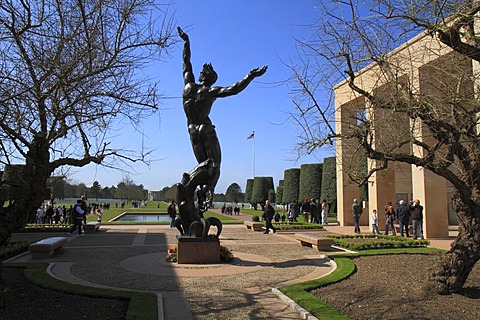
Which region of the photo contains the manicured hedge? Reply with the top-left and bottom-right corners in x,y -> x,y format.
299,163 -> 323,202
325,234 -> 430,250
244,179 -> 254,204
320,156 -> 337,214
282,168 -> 300,203
0,241 -> 30,261
276,179 -> 284,204
20,224 -> 72,233
251,177 -> 274,205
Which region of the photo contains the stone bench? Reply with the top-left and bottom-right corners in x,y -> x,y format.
295,233 -> 334,251
28,236 -> 68,259
244,220 -> 263,232
84,222 -> 101,233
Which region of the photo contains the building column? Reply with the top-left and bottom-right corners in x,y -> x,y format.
335,98 -> 363,226
368,165 -> 396,232
410,166 -> 449,238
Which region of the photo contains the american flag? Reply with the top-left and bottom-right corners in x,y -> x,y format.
246,132 -> 254,140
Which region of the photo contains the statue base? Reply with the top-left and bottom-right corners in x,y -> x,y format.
176,235 -> 220,264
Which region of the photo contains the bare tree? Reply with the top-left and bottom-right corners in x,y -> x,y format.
290,0 -> 480,294
0,0 -> 175,245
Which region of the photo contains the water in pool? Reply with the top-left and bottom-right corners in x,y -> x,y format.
113,214 -> 171,222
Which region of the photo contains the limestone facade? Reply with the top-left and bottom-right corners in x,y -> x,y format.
334,31 -> 474,238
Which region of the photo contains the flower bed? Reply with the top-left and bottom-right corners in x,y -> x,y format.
325,234 -> 429,250
0,241 -> 30,261
19,224 -> 72,233
166,244 -> 234,263
273,222 -> 324,230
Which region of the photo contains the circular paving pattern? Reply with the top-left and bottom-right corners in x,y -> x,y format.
120,251 -> 272,277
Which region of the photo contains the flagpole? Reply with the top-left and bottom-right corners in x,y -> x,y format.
252,130 -> 256,178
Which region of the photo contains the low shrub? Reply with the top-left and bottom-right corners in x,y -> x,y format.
0,241 -> 30,261
325,234 -> 429,250
273,222 -> 323,231
19,224 -> 72,233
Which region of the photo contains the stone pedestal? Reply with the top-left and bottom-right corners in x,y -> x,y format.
176,235 -> 220,264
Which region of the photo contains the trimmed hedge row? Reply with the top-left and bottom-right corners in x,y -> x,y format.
299,163 -> 323,202
20,224 -> 72,233
282,168 -> 300,203
0,241 -> 30,261
325,234 -> 430,250
320,156 -> 337,214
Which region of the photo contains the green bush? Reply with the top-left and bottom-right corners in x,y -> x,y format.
276,180 -> 284,204
272,222 -> 323,230
244,179 -> 254,204
283,168 -> 300,202
0,241 -> 30,261
20,224 -> 72,233
325,234 -> 430,250
251,177 -> 274,205
299,163 -> 323,202
320,156 -> 337,214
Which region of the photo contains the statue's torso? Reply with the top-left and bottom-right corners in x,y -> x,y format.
183,82 -> 216,125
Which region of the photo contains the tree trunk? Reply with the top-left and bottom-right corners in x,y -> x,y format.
431,206 -> 480,294
0,136 -> 51,307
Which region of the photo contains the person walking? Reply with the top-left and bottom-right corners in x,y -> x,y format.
352,199 -> 363,234
384,202 -> 397,236
310,199 -> 320,224
371,209 -> 380,235
168,201 -> 177,228
409,199 -> 424,239
263,200 -> 276,234
396,200 -> 410,237
69,199 -> 85,236
321,199 -> 330,225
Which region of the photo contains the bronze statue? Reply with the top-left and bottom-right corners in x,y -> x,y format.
175,26 -> 267,237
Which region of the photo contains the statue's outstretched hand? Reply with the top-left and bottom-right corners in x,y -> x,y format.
249,65 -> 268,78
177,26 -> 189,42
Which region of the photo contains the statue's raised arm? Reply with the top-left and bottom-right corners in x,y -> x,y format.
178,26 -> 194,84
213,65 -> 268,98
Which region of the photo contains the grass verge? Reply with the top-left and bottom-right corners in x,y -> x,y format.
278,247 -> 445,319
22,263 -> 158,320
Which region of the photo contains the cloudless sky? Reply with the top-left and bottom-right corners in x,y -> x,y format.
72,0 -> 334,194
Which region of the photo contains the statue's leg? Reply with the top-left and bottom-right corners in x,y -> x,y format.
174,216 -> 184,235
202,127 -> 221,192
188,124 -> 208,164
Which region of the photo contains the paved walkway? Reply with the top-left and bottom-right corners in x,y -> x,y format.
5,212 -> 456,320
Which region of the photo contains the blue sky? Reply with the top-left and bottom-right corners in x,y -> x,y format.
72,0 -> 334,193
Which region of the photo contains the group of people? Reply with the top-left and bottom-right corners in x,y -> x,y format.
220,204 -> 241,215
34,196 -> 103,236
287,198 -> 330,225
36,204 -> 67,224
356,198 -> 424,239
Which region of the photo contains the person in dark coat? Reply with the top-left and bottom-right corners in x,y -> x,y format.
352,199 -> 363,234
263,200 -> 276,234
301,198 -> 311,223
409,199 -> 424,239
396,200 -> 410,237
167,201 -> 177,228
